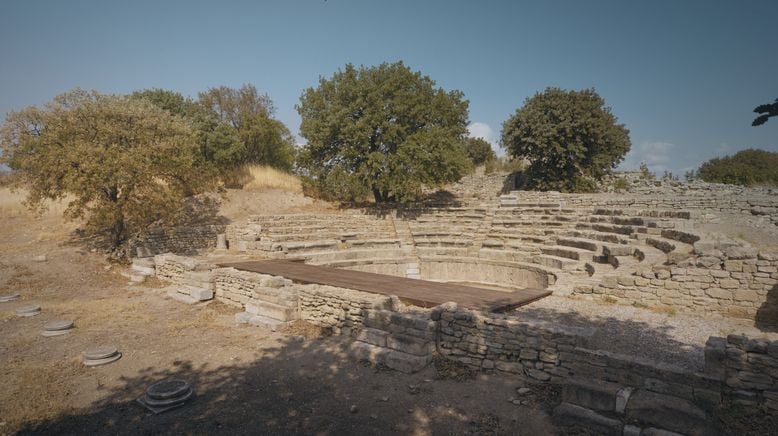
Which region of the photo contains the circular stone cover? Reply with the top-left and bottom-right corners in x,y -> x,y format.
44,320 -> 74,331
146,379 -> 191,401
142,388 -> 193,407
15,304 -> 41,314
83,345 -> 119,360
82,352 -> 122,367
0,293 -> 20,302
42,329 -> 71,337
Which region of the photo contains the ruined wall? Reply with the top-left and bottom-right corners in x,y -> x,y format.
298,285 -> 394,336
575,246 -> 778,322
131,224 -> 225,257
421,257 -> 553,289
707,334 -> 778,413
212,267 -> 297,308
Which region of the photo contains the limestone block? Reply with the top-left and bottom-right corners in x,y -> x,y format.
726,246 -> 758,260
552,403 -> 623,436
719,279 -> 740,289
705,288 -> 731,299
733,289 -> 760,302
189,287 -> 213,301
561,378 -> 622,413
625,390 -> 713,435
386,334 -> 434,356
724,260 -> 743,272
356,327 -> 389,347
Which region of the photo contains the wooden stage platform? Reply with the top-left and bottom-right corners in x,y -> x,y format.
218,260 -> 551,312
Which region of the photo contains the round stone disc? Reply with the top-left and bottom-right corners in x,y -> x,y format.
44,320 -> 74,331
142,388 -> 193,407
0,293 -> 20,302
42,329 -> 71,337
16,305 -> 41,316
83,352 -> 122,367
83,345 -> 118,360
146,379 -> 191,401
16,304 -> 41,314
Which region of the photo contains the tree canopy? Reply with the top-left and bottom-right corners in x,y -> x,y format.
501,88 -> 631,192
465,137 -> 497,166
132,85 -> 295,174
296,62 -> 472,202
0,90 -> 210,249
752,98 -> 778,126
695,149 -> 778,186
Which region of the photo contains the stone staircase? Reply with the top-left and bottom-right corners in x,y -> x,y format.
553,378 -> 714,436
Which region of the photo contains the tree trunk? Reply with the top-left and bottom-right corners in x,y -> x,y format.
372,187 -> 384,203
111,213 -> 126,249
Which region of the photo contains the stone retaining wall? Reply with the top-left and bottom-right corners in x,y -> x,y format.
574,244 -> 778,322
131,224 -> 225,257
298,285 -> 394,336
707,334 -> 778,413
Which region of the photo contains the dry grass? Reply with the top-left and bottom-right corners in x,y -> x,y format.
0,187 -> 69,217
44,298 -> 153,330
166,307 -> 221,336
242,165 -> 302,193
2,359 -> 83,429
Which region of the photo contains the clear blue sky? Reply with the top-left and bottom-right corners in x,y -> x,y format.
1,0 -> 776,175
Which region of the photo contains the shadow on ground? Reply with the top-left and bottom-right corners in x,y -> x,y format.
511,305 -> 707,371
16,334 -> 554,436
756,284 -> 778,333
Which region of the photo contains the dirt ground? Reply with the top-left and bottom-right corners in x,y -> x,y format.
0,189 -> 558,436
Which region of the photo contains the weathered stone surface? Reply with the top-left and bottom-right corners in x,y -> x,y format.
625,390 -> 712,435
552,402 -> 622,436
561,378 -> 621,413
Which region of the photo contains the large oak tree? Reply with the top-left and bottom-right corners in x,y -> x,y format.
296,62 -> 472,202
0,90 -> 210,249
501,88 -> 631,192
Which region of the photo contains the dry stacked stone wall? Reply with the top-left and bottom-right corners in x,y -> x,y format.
298,285 -> 394,336
131,224 -> 226,257
707,334 -> 778,413
574,243 -> 778,322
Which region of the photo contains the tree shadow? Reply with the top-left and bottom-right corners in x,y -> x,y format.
755,284 -> 778,333
15,334 -> 554,436
510,304 -> 707,372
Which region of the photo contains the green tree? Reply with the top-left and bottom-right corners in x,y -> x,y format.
0,89 -> 210,249
752,98 -> 778,126
696,149 -> 778,186
198,85 -> 295,171
296,62 -> 472,202
466,137 -> 497,166
501,88 -> 631,192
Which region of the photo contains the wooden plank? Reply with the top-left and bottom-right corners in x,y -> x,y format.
218,260 -> 550,312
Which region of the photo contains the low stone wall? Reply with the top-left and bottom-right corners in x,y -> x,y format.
213,267 -> 296,308
707,334 -> 778,413
131,224 -> 225,257
154,253 -> 203,282
436,304 -> 719,403
574,244 -> 778,322
421,257 -> 554,289
298,285 -> 394,336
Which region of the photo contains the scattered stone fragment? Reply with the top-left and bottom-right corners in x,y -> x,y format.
41,320 -> 74,337
15,304 -> 41,317
32,255 -> 47,262
0,293 -> 20,302
83,345 -> 122,366
349,404 -> 358,413
137,379 -> 193,414
517,387 -> 532,395
379,396 -> 389,402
